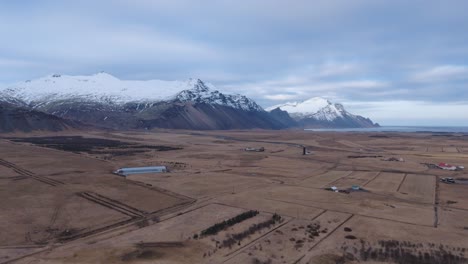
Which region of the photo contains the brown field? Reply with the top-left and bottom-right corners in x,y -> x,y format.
225,211 -> 351,264
302,170 -> 353,188
1,130 -> 468,263
397,174 -> 435,203
365,172 -> 406,193
332,171 -> 379,188
443,147 -> 459,153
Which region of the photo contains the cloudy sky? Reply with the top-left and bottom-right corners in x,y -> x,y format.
1,0 -> 467,125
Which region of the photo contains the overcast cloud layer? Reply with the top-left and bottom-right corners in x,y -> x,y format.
1,0 -> 467,125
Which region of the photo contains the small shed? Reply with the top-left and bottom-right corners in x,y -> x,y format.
114,166 -> 167,176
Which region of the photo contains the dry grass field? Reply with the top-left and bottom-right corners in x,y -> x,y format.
1,130 -> 468,263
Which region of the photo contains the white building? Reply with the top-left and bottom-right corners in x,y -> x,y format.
114,166 -> 167,176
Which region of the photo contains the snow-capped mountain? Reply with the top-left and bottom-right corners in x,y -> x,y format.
0,73 -> 283,130
267,97 -> 379,128
0,73 -> 260,111
267,97 -> 344,121
174,79 -> 263,112
0,73 -> 379,130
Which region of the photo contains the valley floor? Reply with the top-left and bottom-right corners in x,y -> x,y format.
1,129 -> 468,264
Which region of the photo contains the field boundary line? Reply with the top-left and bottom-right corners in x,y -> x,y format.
434,175 -> 440,228
212,201 -> 323,220
293,214 -> 355,264
264,197 -> 434,228
229,209 -> 328,263
222,218 -> 293,262
1,247 -> 53,264
321,171 -> 354,188
396,173 -> 408,192
363,171 -> 381,186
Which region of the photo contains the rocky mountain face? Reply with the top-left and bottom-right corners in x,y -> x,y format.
0,102 -> 79,132
268,108 -> 298,128
0,74 -> 285,130
0,73 -> 378,131
267,97 -> 379,128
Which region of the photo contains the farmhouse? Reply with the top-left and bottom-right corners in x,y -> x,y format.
114,166 -> 167,176
437,163 -> 464,171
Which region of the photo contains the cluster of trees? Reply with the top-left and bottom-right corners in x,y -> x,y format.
221,213 -> 282,249
200,210 -> 259,237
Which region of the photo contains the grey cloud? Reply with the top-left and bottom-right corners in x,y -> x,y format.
1,0 -> 468,125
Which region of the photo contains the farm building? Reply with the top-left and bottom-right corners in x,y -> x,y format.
114,166 -> 167,176
244,147 -> 265,152
437,163 -> 464,171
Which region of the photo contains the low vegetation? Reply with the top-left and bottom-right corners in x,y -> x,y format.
8,136 -> 182,156
340,239 -> 467,264
199,210 -> 259,237
220,214 -> 282,249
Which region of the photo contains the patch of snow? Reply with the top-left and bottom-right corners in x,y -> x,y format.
1,73 -> 202,104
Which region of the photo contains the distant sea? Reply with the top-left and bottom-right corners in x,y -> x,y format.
305,126 -> 468,133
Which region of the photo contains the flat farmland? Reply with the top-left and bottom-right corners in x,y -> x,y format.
225,211 -> 352,264
91,183 -> 186,213
250,185 -> 435,227
302,170 -> 352,188
365,172 -> 406,193
397,174 -> 435,203
412,146 -> 428,152
439,182 -> 468,210
15,204 -> 261,263
0,165 -> 19,178
438,207 -> 468,231
427,146 -> 443,152
218,195 -> 325,220
200,211 -> 291,259
300,215 -> 468,264
2,130 -> 468,264
127,172 -> 270,199
443,147 -> 459,153
333,171 -> 379,188
0,184 -> 128,246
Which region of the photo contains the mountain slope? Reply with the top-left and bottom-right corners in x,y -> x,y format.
268,107 -> 298,128
267,97 -> 379,128
0,102 -> 80,132
0,74 -> 286,130
139,103 -> 286,130
1,73 -> 379,130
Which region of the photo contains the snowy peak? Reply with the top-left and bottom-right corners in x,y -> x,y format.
175,79 -> 214,101
1,73 -> 225,105
267,97 -> 331,113
266,97 -> 346,121
266,96 -> 378,128
174,79 -> 264,112
1,72 -> 177,104
0,73 -> 264,112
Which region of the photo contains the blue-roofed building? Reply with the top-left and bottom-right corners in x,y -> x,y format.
114,166 -> 167,176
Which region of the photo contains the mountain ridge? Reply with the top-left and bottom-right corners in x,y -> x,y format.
0,73 -> 379,130
267,97 -> 379,128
